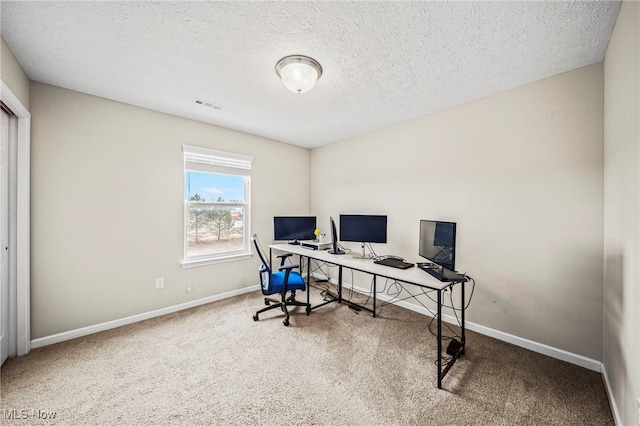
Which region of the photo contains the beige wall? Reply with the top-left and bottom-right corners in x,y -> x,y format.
29,82 -> 310,338
312,63 -> 604,361
1,37 -> 30,109
603,1 -> 640,425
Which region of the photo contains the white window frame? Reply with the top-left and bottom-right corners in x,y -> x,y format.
181,145 -> 252,268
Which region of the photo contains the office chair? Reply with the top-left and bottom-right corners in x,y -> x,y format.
251,234 -> 311,326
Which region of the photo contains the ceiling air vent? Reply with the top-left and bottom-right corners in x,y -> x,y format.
193,97 -> 223,111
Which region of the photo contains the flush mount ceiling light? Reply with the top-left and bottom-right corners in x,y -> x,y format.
275,55 -> 323,94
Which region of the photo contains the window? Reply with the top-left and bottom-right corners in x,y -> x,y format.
182,145 -> 252,267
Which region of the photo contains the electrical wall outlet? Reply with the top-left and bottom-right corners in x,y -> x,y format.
155,277 -> 164,289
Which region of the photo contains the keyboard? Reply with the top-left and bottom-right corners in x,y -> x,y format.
374,257 -> 414,269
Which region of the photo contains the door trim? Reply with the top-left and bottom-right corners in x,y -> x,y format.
1,81 -> 30,356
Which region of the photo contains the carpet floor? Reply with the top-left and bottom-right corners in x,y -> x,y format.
1,283 -> 614,425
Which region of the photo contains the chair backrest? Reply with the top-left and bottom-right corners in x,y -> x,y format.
251,234 -> 270,270
252,234 -> 274,293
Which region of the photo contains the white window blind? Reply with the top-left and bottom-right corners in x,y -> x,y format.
183,145 -> 253,176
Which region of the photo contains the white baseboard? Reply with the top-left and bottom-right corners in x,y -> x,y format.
32,275 -> 602,374
601,363 -> 623,426
31,275 -> 618,422
30,285 -> 260,349
315,273 -> 603,372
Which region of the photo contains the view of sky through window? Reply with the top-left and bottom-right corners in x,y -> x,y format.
186,171 -> 244,202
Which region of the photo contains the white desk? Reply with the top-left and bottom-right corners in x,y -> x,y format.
269,243 -> 467,389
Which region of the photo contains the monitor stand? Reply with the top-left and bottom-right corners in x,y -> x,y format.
352,242 -> 368,259
288,240 -> 300,245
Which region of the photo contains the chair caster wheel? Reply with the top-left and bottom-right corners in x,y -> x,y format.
306,306 -> 311,315
264,300 -> 270,306
283,319 -> 290,326
253,314 -> 258,321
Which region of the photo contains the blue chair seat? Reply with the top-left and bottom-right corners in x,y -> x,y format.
263,271 -> 306,294
252,234 -> 311,326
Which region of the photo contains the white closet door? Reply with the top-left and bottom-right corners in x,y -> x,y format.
0,108 -> 10,365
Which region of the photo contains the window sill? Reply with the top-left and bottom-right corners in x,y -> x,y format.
181,252 -> 253,268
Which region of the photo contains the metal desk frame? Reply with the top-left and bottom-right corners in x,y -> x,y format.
269,243 -> 467,389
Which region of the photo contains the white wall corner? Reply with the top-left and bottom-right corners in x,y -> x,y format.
601,363 -> 624,426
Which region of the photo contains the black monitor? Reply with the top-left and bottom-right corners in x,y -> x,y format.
419,220 -> 456,271
273,216 -> 316,244
328,216 -> 344,255
340,214 -> 387,258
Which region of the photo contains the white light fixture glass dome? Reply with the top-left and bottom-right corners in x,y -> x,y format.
276,55 -> 323,94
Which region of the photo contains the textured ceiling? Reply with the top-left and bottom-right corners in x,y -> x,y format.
0,1 -> 621,149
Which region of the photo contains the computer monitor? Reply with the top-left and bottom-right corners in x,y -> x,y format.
328,216 -> 345,255
339,214 -> 387,258
273,216 -> 316,244
419,220 -> 456,271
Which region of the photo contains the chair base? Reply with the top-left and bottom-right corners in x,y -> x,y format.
253,294 -> 311,326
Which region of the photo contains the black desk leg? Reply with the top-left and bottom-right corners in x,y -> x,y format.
373,275 -> 377,318
437,290 -> 443,389
305,256 -> 310,307
338,266 -> 343,302
460,281 -> 467,355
